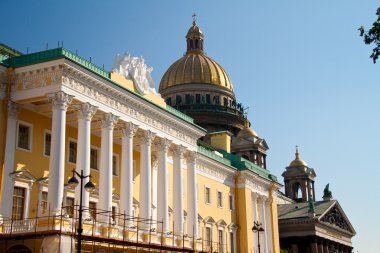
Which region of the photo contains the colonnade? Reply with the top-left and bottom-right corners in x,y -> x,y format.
290,237 -> 352,253
0,91 -> 199,240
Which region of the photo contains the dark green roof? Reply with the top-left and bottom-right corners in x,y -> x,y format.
278,200 -> 336,220
0,47 -> 201,129
197,140 -> 277,182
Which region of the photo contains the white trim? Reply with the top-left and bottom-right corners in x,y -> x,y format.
217,227 -> 226,253
43,129 -> 51,158
67,138 -> 77,165
16,120 -> 33,152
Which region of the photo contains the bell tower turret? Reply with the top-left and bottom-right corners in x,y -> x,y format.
282,147 -> 316,202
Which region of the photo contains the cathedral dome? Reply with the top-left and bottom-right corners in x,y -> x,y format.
159,52 -> 233,92
159,19 -> 233,93
289,147 -> 307,167
237,125 -> 257,139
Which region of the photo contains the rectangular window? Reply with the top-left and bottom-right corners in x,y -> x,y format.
44,131 -> 51,156
196,94 -> 201,103
112,155 -> 118,176
217,191 -> 223,208
68,141 -> 77,164
17,123 -> 31,150
185,94 -> 191,104
66,197 -> 75,217
218,230 -> 224,253
89,202 -> 97,220
205,187 -> 211,204
41,191 -> 48,214
230,232 -> 235,253
205,227 -> 212,247
223,97 -> 228,106
112,206 -> 117,224
90,148 -> 98,170
12,187 -> 25,220
229,194 -> 234,211
206,94 -> 211,104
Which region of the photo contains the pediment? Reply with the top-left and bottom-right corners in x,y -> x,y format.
10,169 -> 36,183
319,202 -> 356,235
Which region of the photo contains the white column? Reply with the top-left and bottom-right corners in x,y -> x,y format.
265,199 -> 273,253
120,122 -> 138,226
0,101 -> 18,219
98,113 -> 118,223
258,196 -> 268,253
151,154 -> 158,228
252,192 -> 259,252
187,151 -> 198,239
75,103 -> 97,219
156,138 -> 171,233
138,130 -> 155,229
173,145 -> 185,236
47,91 -> 73,215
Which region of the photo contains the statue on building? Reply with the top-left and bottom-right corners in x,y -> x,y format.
112,53 -> 157,95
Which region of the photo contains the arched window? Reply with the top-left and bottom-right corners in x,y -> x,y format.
5,245 -> 32,253
195,39 -> 199,49
293,182 -> 303,200
190,40 -> 194,49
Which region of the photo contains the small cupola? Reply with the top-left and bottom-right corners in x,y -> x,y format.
186,14 -> 204,52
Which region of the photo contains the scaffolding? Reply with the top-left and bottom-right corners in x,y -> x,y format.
0,204 -> 227,253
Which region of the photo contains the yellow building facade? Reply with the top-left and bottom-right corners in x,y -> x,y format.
0,41 -> 281,253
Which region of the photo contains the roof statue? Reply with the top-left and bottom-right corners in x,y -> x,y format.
308,194 -> 315,217
112,53 -> 157,95
323,183 -> 333,201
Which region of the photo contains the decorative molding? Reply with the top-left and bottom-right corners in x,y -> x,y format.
47,91 -> 73,110
121,122 -> 138,138
138,130 -> 156,145
77,102 -> 97,121
236,170 -> 270,196
196,154 -> 235,186
155,138 -> 172,152
13,66 -> 63,92
7,100 -> 19,119
101,113 -> 119,129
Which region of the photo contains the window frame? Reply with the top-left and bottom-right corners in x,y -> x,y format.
205,186 -> 211,205
112,153 -> 120,177
229,193 -> 235,211
16,121 -> 33,152
67,138 -> 77,165
217,190 -> 223,208
43,129 -> 51,157
90,146 -> 100,170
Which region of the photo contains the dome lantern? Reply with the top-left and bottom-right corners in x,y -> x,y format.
186,13 -> 204,52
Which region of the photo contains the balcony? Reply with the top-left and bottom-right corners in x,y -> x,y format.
172,104 -> 245,118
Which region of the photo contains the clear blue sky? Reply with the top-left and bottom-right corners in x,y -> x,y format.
1,1 -> 378,252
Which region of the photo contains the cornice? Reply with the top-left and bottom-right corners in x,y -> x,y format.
196,153 -> 236,186
236,170 -> 271,195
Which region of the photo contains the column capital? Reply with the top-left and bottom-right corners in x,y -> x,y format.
122,122 -> 138,137
101,113 -> 119,129
139,130 -> 156,145
7,100 -> 19,119
172,145 -> 185,158
187,151 -> 198,164
78,102 -> 97,121
257,195 -> 268,203
47,91 -> 73,110
251,192 -> 259,200
155,138 -> 172,152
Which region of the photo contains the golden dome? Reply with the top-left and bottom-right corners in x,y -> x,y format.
289,147 -> 307,167
237,127 -> 257,139
159,19 -> 233,92
159,52 -> 233,92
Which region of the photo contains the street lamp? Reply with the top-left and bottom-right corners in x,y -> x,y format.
68,169 -> 95,253
252,221 -> 265,253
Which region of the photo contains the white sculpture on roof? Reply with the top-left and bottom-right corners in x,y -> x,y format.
112,53 -> 157,95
